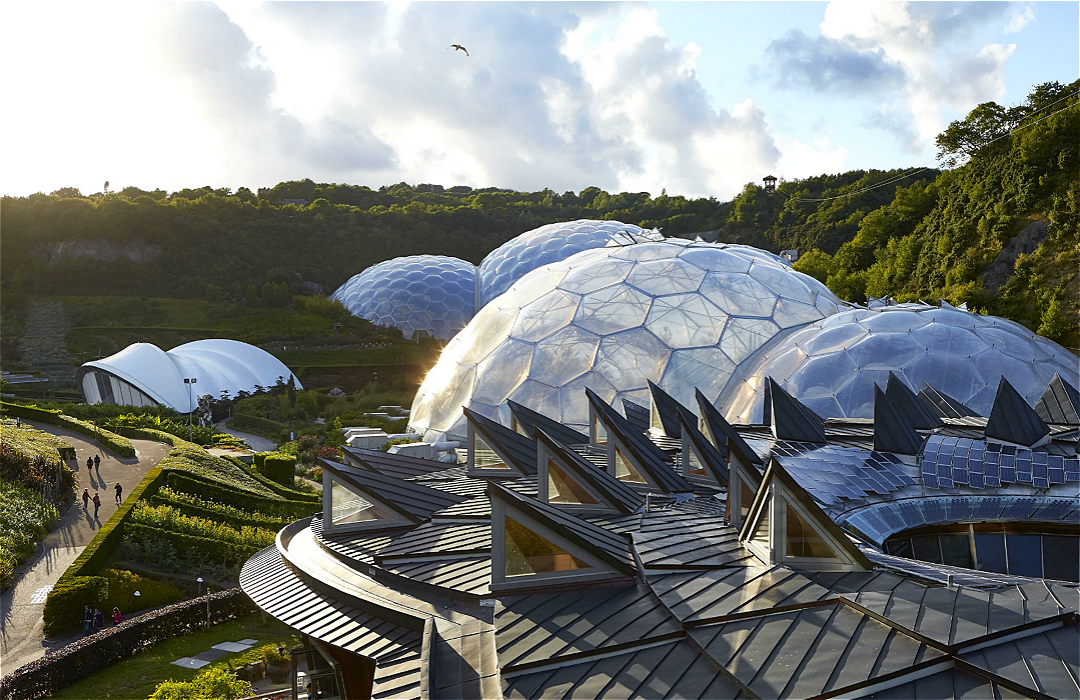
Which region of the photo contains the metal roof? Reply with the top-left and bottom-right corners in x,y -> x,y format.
1034,373 -> 1080,425
872,385 -> 925,455
507,399 -> 589,446
767,378 -> 828,444
534,429 -> 645,514
620,398 -> 651,434
887,372 -> 944,430
985,377 -> 1051,447
648,380 -> 694,439
465,407 -> 538,475
321,459 -> 469,522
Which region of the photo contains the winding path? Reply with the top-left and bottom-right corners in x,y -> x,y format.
0,421 -> 172,674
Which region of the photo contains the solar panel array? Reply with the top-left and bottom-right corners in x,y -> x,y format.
841,496 -> 1080,545
920,434 -> 1079,489
769,442 -> 918,507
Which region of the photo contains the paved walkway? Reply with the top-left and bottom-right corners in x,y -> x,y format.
0,421 -> 172,674
216,419 -> 278,452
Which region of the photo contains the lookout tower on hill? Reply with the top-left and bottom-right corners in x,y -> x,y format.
763,174 -> 777,194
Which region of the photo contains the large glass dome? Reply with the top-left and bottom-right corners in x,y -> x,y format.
719,303 -> 1080,422
477,220 -> 664,306
410,239 -> 845,441
331,256 -> 477,341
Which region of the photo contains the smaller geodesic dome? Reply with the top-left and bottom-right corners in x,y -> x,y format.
410,238 -> 845,441
718,303 -> 1080,422
77,340 -> 301,412
477,220 -> 664,306
332,255 -> 477,341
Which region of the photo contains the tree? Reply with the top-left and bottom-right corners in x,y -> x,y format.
792,249 -> 834,284
245,284 -> 258,307
935,102 -> 1012,167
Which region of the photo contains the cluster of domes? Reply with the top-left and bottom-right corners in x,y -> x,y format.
410,237 -> 843,440
720,302 -> 1078,422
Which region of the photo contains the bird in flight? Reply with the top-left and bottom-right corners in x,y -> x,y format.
450,44 -> 469,56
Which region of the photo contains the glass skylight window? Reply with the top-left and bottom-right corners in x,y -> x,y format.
504,516 -> 589,576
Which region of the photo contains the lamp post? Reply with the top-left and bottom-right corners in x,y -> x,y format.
197,577 -> 203,595
184,378 -> 197,441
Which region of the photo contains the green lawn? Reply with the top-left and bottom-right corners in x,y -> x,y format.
52,613 -> 300,700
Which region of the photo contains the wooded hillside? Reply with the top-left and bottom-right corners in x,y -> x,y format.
2,80 -> 1075,349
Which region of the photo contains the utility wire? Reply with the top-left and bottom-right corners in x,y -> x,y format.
777,90 -> 1079,205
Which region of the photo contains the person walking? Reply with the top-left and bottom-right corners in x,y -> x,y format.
94,454 -> 100,472
86,457 -> 93,472
82,488 -> 90,510
114,482 -> 123,505
112,607 -> 122,625
92,492 -> 101,519
93,608 -> 104,631
82,605 -> 93,635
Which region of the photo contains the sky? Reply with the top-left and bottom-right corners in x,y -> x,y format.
2,1 -> 1077,201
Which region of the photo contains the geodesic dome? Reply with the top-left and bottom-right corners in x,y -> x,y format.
409,239 -> 845,441
718,303 -> 1080,422
477,220 -> 664,306
332,255 -> 477,341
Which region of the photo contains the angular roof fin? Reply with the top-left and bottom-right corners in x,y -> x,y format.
621,399 -> 651,434
886,372 -> 944,429
534,429 -> 644,514
507,399 -> 589,445
1032,373 -> 1080,426
872,385 -> 924,455
984,377 -> 1051,447
647,380 -> 695,438
767,378 -> 827,444
917,383 -> 981,419
463,407 -> 538,475
695,389 -> 762,465
675,408 -> 728,487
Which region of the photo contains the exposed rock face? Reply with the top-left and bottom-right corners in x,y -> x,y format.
983,220 -> 1049,293
18,300 -> 74,383
31,239 -> 162,264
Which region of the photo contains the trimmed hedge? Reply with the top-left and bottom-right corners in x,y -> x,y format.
229,413 -> 289,441
149,488 -> 290,531
254,451 -> 296,488
165,471 -> 319,520
2,588 -> 256,700
1,402 -> 135,458
42,576 -> 109,638
124,523 -> 264,568
234,456 -> 318,502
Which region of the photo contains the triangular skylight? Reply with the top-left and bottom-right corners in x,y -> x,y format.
504,516 -> 590,576
725,437 -> 763,528
676,408 -> 727,487
614,446 -> 647,484
534,429 -> 644,515
546,460 -> 600,505
739,460 -> 871,571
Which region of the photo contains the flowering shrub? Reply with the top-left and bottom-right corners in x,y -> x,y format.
129,503 -> 276,548
0,481 -> 59,588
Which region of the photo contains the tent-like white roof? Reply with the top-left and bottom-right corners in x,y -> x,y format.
79,339 -> 301,412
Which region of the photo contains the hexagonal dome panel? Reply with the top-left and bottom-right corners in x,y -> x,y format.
719,303 -> 1080,422
410,238 -> 845,440
477,219 -> 663,306
331,255 -> 477,341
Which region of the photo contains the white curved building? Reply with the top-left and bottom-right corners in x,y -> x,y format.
76,339 -> 301,411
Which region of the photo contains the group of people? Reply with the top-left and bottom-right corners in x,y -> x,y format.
79,451 -> 123,518
82,605 -> 122,634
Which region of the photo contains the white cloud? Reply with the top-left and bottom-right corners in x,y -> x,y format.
1005,6 -> 1035,34
776,135 -> 849,180
1,1 -> 786,199
780,1 -> 1019,156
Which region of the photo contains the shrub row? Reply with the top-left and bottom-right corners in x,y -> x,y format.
253,451 -> 296,488
129,502 -> 276,548
230,455 -> 318,502
0,419 -> 77,462
1,402 -> 135,458
229,413 -> 289,441
149,487 -> 291,531
124,522 -> 264,568
105,413 -> 217,446
3,588 -> 256,700
165,471 -> 320,520
157,442 -> 277,497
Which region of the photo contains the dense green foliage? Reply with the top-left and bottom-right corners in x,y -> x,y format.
149,666 -> 252,700
129,502 -> 277,548
1,402 -> 135,457
0,480 -> 60,588
253,451 -> 296,488
150,487 -> 294,530
43,575 -> 110,636
787,81 -> 1079,346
